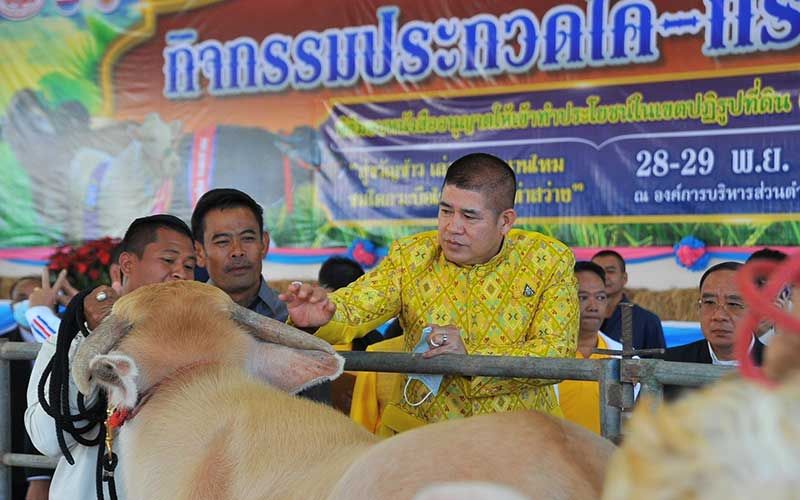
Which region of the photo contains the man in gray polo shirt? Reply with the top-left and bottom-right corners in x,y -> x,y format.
191,188 -> 330,404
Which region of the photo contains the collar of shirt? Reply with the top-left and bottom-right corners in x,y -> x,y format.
759,328 -> 776,345
598,331 -> 622,351
248,280 -> 288,321
206,278 -> 288,321
437,236 -> 512,277
575,332 -> 622,359
708,336 -> 754,366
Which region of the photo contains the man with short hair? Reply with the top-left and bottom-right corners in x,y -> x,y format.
283,153 -> 579,434
318,256 -> 366,292
26,214 -> 197,500
660,261 -> 765,400
191,188 -> 284,316
591,250 -> 665,351
191,188 -> 330,404
746,247 -> 790,345
557,261 -> 622,434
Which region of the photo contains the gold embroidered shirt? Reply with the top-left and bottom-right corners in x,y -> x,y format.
316,229 -> 579,427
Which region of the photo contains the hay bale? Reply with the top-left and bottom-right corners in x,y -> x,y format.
625,288 -> 698,322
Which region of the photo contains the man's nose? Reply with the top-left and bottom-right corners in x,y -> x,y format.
711,304 -> 732,320
169,263 -> 192,281
229,239 -> 245,257
446,216 -> 464,234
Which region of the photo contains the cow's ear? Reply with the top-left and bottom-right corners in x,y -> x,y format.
88,353 -> 139,409
245,341 -> 344,394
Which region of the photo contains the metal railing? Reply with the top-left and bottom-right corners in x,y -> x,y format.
0,341 -> 58,500
341,351 -> 626,438
0,340 -> 735,500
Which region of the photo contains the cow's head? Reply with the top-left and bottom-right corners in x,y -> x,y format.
72,281 -> 343,409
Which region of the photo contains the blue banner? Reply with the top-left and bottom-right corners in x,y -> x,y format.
321,70 -> 800,223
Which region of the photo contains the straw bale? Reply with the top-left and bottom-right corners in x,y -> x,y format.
624,288 -> 698,322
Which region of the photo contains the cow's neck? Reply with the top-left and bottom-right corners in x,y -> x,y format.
109,360 -> 216,430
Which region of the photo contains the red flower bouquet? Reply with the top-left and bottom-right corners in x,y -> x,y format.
48,237 -> 120,291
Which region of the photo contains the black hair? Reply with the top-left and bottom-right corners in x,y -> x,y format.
318,256 -> 365,290
110,241 -> 125,265
191,188 -> 264,243
591,249 -> 627,273
745,247 -> 787,264
122,214 -> 192,258
574,261 -> 606,284
699,261 -> 743,291
745,248 -> 787,288
442,153 -> 516,213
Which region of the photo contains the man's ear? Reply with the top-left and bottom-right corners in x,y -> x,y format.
499,208 -> 516,235
622,271 -> 629,287
260,232 -> 269,259
118,252 -> 135,279
194,240 -> 207,268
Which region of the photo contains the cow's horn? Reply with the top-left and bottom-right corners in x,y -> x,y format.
72,315 -> 132,395
229,303 -> 334,354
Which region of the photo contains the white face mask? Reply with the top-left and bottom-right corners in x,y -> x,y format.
403,327 -> 444,407
12,299 -> 30,330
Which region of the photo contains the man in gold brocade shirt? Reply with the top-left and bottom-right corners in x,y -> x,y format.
281,153 -> 579,434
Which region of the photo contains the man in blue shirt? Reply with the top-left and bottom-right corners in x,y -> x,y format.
591,250 -> 665,351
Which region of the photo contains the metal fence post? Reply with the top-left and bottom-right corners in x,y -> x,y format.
619,304 -> 636,426
598,358 -> 622,442
0,338 -> 10,500
623,358 -> 664,406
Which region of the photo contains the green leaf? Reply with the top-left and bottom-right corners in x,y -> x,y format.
86,14 -> 122,48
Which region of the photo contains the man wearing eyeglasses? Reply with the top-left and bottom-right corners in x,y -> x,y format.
660,261 -> 765,400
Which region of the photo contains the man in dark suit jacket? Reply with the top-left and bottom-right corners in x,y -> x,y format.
660,261 -> 764,400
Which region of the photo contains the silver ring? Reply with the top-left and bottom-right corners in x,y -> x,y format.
95,291 -> 108,302
441,333 -> 448,345
429,336 -> 441,348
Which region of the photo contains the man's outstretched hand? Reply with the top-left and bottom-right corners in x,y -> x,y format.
279,282 -> 336,328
